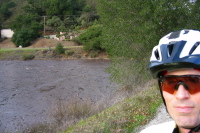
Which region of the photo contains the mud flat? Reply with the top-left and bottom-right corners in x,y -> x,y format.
0,59 -> 117,132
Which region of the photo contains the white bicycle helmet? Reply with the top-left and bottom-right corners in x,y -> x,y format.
149,29 -> 200,78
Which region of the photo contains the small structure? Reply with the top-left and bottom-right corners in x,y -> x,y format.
1,29 -> 14,38
44,31 -> 79,41
44,32 -> 66,40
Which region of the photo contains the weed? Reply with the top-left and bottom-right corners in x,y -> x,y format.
65,50 -> 74,56
22,123 -> 56,133
22,54 -> 35,60
90,51 -> 98,58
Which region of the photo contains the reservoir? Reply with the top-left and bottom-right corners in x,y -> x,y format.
0,59 -> 116,132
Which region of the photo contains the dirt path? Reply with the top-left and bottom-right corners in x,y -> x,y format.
136,104 -> 172,132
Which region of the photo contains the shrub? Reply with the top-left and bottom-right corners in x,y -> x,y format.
90,51 -> 98,58
45,36 -> 50,39
65,50 -> 74,56
55,43 -> 65,54
79,24 -> 103,52
22,54 -> 35,60
72,37 -> 82,45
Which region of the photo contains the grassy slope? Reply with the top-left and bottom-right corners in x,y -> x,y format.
64,87 -> 162,133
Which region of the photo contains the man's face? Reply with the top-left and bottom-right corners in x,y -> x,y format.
163,69 -> 200,129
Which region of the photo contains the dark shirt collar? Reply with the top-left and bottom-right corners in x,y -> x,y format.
172,126 -> 179,133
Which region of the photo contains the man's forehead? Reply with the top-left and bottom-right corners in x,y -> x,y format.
166,68 -> 200,76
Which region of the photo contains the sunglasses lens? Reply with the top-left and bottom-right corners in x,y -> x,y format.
186,77 -> 200,94
160,77 -> 177,94
159,75 -> 200,94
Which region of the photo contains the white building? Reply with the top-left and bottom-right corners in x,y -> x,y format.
1,29 -> 14,38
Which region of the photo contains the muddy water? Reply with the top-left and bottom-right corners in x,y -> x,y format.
0,59 -> 117,132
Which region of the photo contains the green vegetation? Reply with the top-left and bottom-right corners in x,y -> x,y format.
17,83 -> 161,133
11,28 -> 39,47
65,50 -> 74,56
55,43 -> 65,54
0,1 -> 16,28
0,0 -> 99,48
22,54 -> 35,60
64,87 -> 162,133
0,47 -> 83,60
78,24 -> 103,52
89,51 -> 99,58
97,0 -> 200,88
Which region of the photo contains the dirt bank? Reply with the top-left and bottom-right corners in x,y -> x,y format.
0,38 -> 77,49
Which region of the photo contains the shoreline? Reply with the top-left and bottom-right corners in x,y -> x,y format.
0,47 -> 109,61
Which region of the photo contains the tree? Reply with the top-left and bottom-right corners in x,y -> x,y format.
11,28 -> 37,47
0,1 -> 16,28
0,1 -> 16,20
11,14 -> 42,32
11,14 -> 42,47
46,16 -> 62,32
78,4 -> 99,27
188,0 -> 200,29
79,24 -> 103,51
22,0 -> 46,16
97,0 -> 194,87
43,0 -> 87,31
44,0 -> 86,18
0,0 -> 11,5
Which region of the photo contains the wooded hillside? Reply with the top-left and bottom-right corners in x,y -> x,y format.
0,0 -> 98,29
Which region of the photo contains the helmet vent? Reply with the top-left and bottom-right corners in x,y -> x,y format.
169,31 -> 181,39
167,44 -> 174,57
154,49 -> 160,60
189,42 -> 200,55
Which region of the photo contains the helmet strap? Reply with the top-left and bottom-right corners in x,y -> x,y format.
189,125 -> 200,133
158,80 -> 168,112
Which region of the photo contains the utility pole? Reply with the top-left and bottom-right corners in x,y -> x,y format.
42,16 -> 46,36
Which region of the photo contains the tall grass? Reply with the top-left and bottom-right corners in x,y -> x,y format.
64,80 -> 162,133
50,98 -> 97,129
21,92 -> 113,133
22,54 -> 35,60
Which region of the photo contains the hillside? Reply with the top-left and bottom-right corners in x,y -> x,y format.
2,0 -> 26,28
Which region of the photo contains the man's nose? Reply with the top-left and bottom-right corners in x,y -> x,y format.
174,84 -> 190,99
